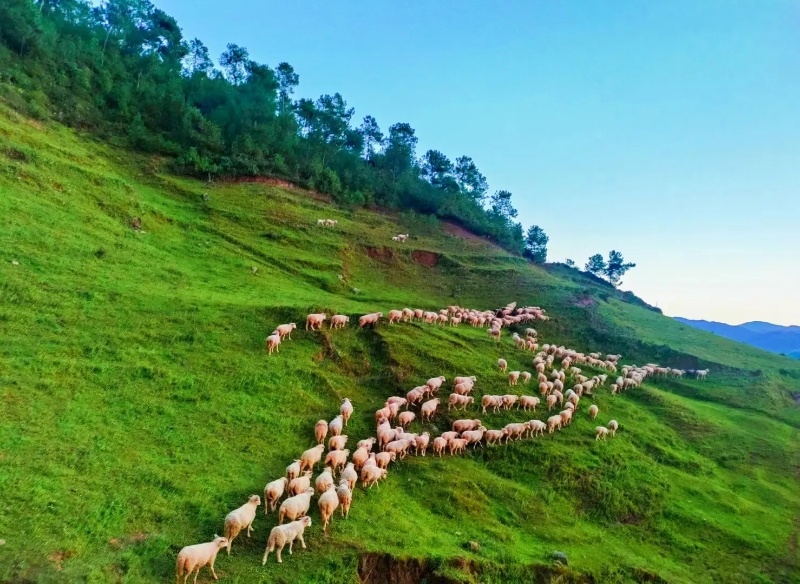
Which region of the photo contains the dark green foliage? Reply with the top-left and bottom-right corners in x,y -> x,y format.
0,0 -> 535,254
585,253 -> 607,276
523,224 -> 548,263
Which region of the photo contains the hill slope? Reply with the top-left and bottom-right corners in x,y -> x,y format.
1,103 -> 799,584
675,318 -> 800,358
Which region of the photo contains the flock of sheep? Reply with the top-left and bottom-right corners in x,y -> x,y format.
175,300 -> 707,583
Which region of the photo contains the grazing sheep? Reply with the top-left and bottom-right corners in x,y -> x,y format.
448,437 -> 469,455
356,437 -> 376,451
508,371 -> 521,386
448,393 -> 474,411
318,485 -> 339,535
546,394 -> 558,410
286,459 -> 301,480
501,394 -> 519,410
527,419 -> 546,437
300,444 -> 326,472
264,477 -> 289,514
262,516 -> 312,564
588,404 -> 599,420
223,494 -> 261,554
485,429 -> 507,445
360,465 -> 387,489
519,395 -> 540,411
278,488 -> 315,525
266,333 -> 281,355
314,420 -> 328,444
433,436 -> 448,456
274,323 -> 297,340
426,376 -> 447,393
452,419 -> 482,433
329,415 -> 344,437
338,398 -> 353,426
340,462 -> 358,490
595,426 -> 610,440
375,451 -> 397,468
397,411 -> 416,427
559,409 -> 573,427
503,422 -> 527,442
351,447 -> 370,470
547,415 -> 562,433
288,471 -> 313,496
388,309 -> 404,324
305,313 -> 327,331
607,420 -> 619,436
696,369 -> 709,380
420,398 -> 440,422
359,312 -> 383,328
330,314 -> 350,329
176,536 -> 228,584
498,358 -> 508,372
481,395 -> 503,414
336,480 -> 353,519
461,427 -> 486,448
453,375 -> 477,387
415,432 -> 430,456
324,449 -> 350,473
521,371 -> 532,384
384,439 -> 413,459
327,435 -> 348,452
315,467 -> 334,494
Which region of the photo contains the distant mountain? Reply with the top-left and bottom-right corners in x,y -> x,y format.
675,318 -> 800,358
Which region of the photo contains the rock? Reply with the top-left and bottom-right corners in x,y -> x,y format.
469,540 -> 480,552
551,551 -> 568,565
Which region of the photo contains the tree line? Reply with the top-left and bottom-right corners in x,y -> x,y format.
0,0 -> 552,260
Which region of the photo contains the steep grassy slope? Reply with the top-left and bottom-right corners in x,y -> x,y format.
1,102 -> 799,584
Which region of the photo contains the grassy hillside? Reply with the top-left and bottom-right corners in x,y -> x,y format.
1,102 -> 799,584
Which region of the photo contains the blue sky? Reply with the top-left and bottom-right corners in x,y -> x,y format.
159,0 -> 800,325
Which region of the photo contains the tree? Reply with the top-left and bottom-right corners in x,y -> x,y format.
488,190 -> 517,220
523,225 -> 548,263
359,115 -> 382,161
182,38 -> 213,76
565,259 -> 576,268
585,254 -> 607,276
604,250 -> 636,286
454,156 -> 488,201
275,62 -> 298,114
219,43 -> 249,85
381,122 -> 418,184
421,149 -> 455,190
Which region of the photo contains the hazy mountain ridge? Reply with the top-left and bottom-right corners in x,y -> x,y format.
674,317 -> 800,357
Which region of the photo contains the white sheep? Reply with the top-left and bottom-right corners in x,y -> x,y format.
274,323 -> 297,340
314,420 -> 328,444
607,420 -> 619,436
340,398 -> 353,426
588,404 -> 599,420
315,467 -> 334,494
595,426 -> 610,440
305,313 -> 327,330
176,536 -> 228,584
223,494 -> 261,554
262,516 -> 312,564
497,358 -> 508,372
318,485 -> 339,535
336,480 -> 353,518
286,459 -> 301,480
420,398 -> 439,422
266,333 -> 281,355
340,462 -> 358,490
300,444 -> 326,472
328,415 -> 344,437
264,477 -> 289,514
288,471 -> 312,496
278,488 -> 314,524
328,434 -> 348,451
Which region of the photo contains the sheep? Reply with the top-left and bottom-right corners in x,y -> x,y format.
266,333 -> 281,355
452,419 -> 482,433
336,480 -> 353,519
696,369 -> 709,380
497,358 -> 508,372
386,396 -> 407,408
384,439 -> 413,459
461,427 -> 486,448
262,516 -> 312,564
274,323 -> 297,340
340,462 -> 358,490
420,398 -> 440,422
546,394 -> 558,410
330,314 -> 350,329
521,371 -> 532,384
406,387 -> 425,407
176,536 -> 228,584
559,409 -> 573,427
453,375 -> 476,388
588,404 -> 599,420
324,449 -> 350,473
450,316 -> 462,326
223,494 -> 261,554
547,415 -> 562,433
375,451 -> 397,468
286,459 -> 301,480
481,395 -> 503,414
387,309 -> 404,324
340,398 -> 353,426
527,419 -> 546,437
356,437 -> 376,451
361,465 -> 387,488
503,422 -> 527,442
539,382 -> 550,396
448,393 -> 474,411
305,313 -> 326,330
317,219 -> 326,226
448,437 -> 469,455
519,395 -> 540,411
433,436 -> 448,456
278,488 -> 314,525
300,444 -> 326,472
508,371 -> 521,386
314,420 -> 328,444
415,432 -> 430,456
402,308 -> 415,322
595,426 -> 610,440
288,471 -> 313,496
264,477 -> 289,514
485,429 -> 507,445
426,376 -> 446,393
317,485 -> 339,535
607,420 -> 619,436
351,447 -> 370,470
315,467 -> 334,494
359,312 -> 383,328
452,382 -> 475,396
329,415 -> 344,437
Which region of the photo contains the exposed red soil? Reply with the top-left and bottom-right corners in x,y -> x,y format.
411,250 -> 439,267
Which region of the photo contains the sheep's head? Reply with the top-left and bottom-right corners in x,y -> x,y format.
213,536 -> 229,548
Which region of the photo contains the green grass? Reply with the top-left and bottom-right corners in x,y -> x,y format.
1,101 -> 799,584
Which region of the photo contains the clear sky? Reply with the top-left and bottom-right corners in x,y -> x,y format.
158,0 -> 800,325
